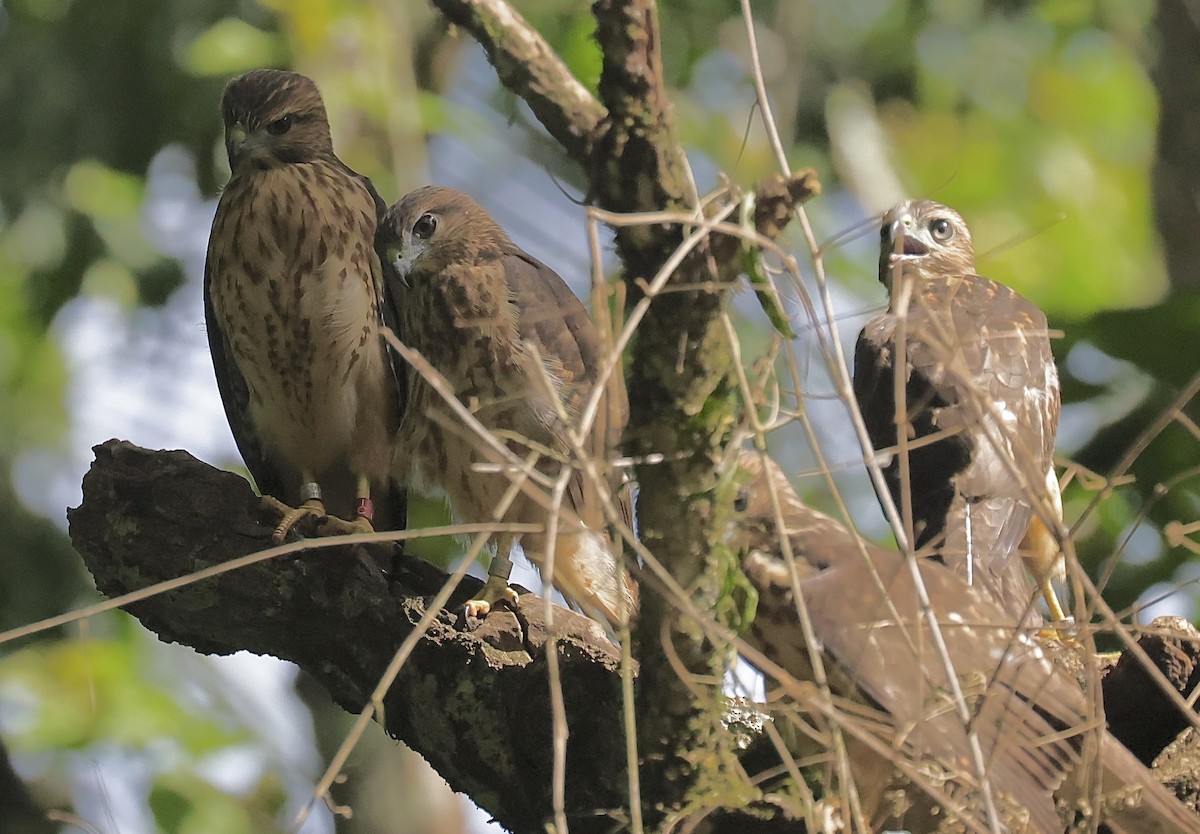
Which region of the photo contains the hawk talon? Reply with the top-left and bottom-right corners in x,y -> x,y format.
270,497 -> 327,542
1037,615 -> 1079,646
463,575 -> 520,619
262,494 -> 376,541
314,514 -> 376,537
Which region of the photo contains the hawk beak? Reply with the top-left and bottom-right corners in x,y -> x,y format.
229,123 -> 248,148
385,247 -> 410,287
227,122 -> 249,166
887,219 -> 929,258
883,220 -> 902,253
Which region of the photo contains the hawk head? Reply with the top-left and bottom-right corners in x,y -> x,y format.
878,199 -> 975,289
376,186 -> 512,283
220,69 -> 334,172
729,451 -> 854,573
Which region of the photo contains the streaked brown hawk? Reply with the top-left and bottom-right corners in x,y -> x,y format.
376,186 -> 634,627
730,451 -> 1197,834
205,70 -> 404,541
852,199 -> 1065,622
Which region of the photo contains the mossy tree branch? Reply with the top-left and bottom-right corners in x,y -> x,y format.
69,441 -> 630,834
427,0 -> 819,815
70,441 -> 1197,832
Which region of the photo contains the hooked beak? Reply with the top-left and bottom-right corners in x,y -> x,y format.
385,246 -> 410,288
885,219 -> 930,258
883,218 -> 929,270
879,216 -> 929,286
226,122 -> 249,167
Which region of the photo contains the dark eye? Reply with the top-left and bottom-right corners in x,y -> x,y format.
930,217 -> 953,242
266,115 -> 293,135
733,490 -> 750,513
413,213 -> 438,239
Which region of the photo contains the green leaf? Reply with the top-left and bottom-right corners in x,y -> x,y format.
182,18 -> 288,77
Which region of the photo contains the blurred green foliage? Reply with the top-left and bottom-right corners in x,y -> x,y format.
1,638 -> 241,752
0,0 -> 1196,830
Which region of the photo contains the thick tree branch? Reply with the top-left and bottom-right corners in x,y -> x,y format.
68,441 -> 629,834
68,441 -> 1197,830
422,0 -> 821,818
1103,616 -> 1200,765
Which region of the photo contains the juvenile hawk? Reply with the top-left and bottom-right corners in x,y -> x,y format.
730,451 -> 1196,834
205,70 -> 404,541
853,199 -> 1064,622
377,186 -> 634,627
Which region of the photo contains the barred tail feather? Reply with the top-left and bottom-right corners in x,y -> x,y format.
549,531 -> 637,629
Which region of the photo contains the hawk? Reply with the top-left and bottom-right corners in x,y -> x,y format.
205,70 -> 404,542
376,186 -> 635,627
730,451 -> 1197,834
852,199 -> 1065,623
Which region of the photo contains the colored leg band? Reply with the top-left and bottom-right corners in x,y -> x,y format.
489,552 -> 514,582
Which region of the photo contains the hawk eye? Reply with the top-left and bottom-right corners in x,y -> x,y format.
733,490 -> 750,513
266,115 -> 293,136
930,218 -> 953,242
413,213 -> 438,240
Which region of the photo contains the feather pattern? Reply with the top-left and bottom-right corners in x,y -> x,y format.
853,200 -> 1060,621
378,186 -> 634,625
204,70 -> 405,530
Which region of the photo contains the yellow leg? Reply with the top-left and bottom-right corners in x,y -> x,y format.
464,536 -> 520,618
1021,514 -> 1070,626
263,476 -> 327,542
1039,576 -> 1068,624
264,475 -> 376,542
314,474 -> 375,537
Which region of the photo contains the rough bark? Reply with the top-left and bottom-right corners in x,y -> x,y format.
436,0 -> 821,815
69,441 -> 628,834
1103,616 -> 1200,765
69,441 -> 1200,833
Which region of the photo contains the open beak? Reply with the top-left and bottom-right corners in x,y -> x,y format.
902,235 -> 929,256
883,219 -> 930,263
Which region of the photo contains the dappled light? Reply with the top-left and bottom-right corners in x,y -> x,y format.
1,1 -> 1198,833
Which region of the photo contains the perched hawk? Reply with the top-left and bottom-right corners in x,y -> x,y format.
852,199 -> 1064,622
730,451 -> 1197,834
205,70 -> 404,541
376,186 -> 635,627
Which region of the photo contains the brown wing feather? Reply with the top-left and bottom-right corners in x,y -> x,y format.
503,247 -> 627,529
802,551 -> 1079,833
736,453 -> 1198,834
203,248 -> 287,501
854,273 -> 1057,618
